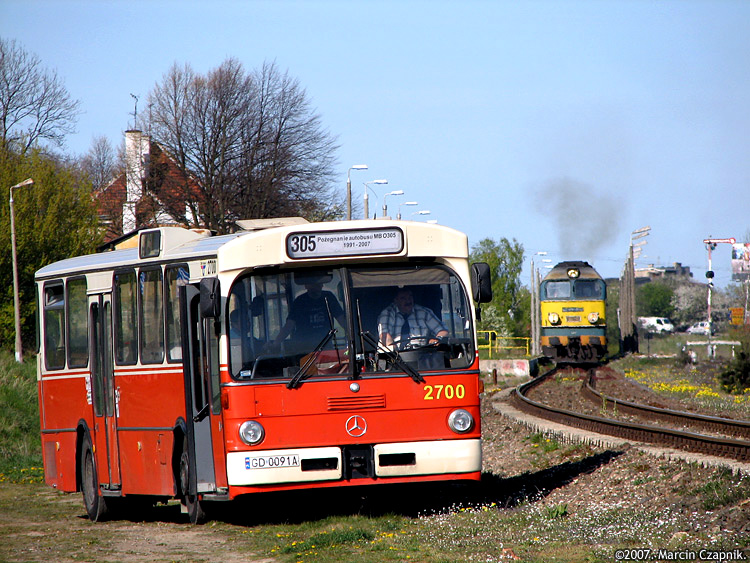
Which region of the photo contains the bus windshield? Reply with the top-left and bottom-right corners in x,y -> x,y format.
227,264 -> 474,381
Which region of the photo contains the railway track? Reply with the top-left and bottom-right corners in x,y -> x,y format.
512,367 -> 750,461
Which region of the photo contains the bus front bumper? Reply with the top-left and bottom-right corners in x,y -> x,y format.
226,438 -> 481,486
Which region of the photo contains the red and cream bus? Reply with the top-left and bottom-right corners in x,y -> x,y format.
35,218 -> 492,523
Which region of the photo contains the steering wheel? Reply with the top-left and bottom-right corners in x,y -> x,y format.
393,335 -> 437,350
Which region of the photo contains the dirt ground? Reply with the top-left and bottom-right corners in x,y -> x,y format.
0,484 -> 275,563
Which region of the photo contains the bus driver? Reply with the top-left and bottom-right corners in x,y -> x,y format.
378,287 -> 448,350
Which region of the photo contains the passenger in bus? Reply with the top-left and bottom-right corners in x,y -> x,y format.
378,287 -> 448,350
271,275 -> 346,351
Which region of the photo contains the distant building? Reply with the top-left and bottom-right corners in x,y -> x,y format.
635,262 -> 693,282
96,130 -> 205,244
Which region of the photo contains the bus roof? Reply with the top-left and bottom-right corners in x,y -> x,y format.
35,219 -> 468,281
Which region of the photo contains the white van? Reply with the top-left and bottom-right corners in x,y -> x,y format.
638,317 -> 675,333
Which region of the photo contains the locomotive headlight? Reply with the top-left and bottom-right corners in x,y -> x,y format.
239,420 -> 265,445
588,312 -> 600,324
448,409 -> 475,434
548,312 -> 560,325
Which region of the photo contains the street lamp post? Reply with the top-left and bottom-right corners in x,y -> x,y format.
346,165 -> 368,220
382,190 -> 404,218
411,210 -> 430,219
10,178 -> 34,363
363,179 -> 387,219
397,201 -> 418,220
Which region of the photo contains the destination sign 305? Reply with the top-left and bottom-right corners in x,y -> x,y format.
286,227 -> 404,259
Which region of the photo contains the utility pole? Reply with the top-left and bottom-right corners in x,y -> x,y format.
530,258 -> 537,356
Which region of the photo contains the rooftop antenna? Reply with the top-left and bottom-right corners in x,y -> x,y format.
130,93 -> 139,129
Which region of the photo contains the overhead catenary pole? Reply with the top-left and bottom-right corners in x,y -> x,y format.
530,258 -> 536,355
536,268 -> 542,355
530,252 -> 547,356
619,243 -> 637,354
628,243 -> 637,353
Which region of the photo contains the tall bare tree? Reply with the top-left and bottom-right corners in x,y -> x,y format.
0,38 -> 81,153
148,59 -> 340,233
79,135 -> 122,193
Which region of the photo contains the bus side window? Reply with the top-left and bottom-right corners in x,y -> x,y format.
67,277 -> 88,368
165,266 -> 187,362
44,282 -> 66,370
139,268 -> 165,364
114,270 -> 137,365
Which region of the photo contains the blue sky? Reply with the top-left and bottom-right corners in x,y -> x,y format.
2,0 -> 748,287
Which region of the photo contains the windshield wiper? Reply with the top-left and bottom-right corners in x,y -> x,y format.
286,329 -> 336,390
359,330 -> 424,384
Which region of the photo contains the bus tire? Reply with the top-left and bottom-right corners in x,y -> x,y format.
80,433 -> 109,522
179,436 -> 207,524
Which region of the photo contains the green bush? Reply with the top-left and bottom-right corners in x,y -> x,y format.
719,342 -> 750,394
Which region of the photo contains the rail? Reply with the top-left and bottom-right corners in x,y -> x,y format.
512,368 -> 750,461
477,331 -> 530,358
583,373 -> 750,440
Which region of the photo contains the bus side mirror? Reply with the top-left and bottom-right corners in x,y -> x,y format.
471,262 -> 493,303
200,278 -> 221,319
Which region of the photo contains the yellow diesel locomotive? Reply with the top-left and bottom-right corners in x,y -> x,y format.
540,261 -> 606,363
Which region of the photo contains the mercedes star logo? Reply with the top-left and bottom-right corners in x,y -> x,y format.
345,415 -> 367,437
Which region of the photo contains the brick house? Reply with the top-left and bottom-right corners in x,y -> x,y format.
96,130 -> 205,243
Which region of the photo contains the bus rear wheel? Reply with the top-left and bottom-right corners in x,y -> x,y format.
179,436 -> 207,524
80,434 -> 109,522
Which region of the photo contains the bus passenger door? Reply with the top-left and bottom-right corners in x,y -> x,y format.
90,294 -> 121,490
181,284 -> 216,496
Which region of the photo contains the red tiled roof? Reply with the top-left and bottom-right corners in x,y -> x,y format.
96,140 -> 205,242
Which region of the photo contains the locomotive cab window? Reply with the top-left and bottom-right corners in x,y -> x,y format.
574,279 -> 605,299
543,281 -> 571,299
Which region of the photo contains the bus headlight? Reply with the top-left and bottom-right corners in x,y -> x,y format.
588,312 -> 600,324
239,420 -> 265,445
548,312 -> 560,325
448,409 -> 474,434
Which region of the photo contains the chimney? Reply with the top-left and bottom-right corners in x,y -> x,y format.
122,130 -> 150,233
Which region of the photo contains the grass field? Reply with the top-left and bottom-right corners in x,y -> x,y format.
0,353 -> 44,484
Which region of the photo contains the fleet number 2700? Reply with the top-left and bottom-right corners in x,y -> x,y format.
423,384 -> 465,400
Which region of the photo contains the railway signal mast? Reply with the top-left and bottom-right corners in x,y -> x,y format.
703,237 -> 736,356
